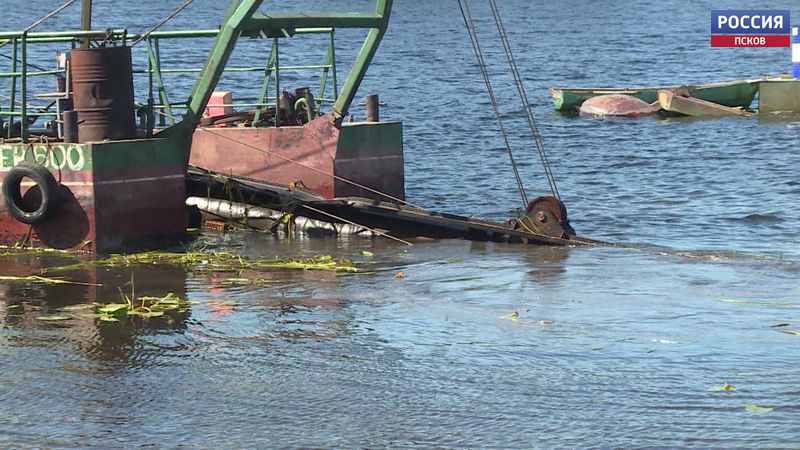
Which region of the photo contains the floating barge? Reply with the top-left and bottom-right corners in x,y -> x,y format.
0,0 -> 281,252
0,32 -> 189,252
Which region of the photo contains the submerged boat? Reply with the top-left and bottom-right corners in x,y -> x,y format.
549,79 -> 760,113
578,94 -> 660,117
186,167 -> 600,246
657,90 -> 752,117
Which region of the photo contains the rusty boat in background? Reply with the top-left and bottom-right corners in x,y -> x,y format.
0,0 -> 291,252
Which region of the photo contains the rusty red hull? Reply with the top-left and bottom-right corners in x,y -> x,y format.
189,116 -> 405,201
1,140 -> 187,253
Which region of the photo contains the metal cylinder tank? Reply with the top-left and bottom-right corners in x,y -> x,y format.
70,46 -> 136,142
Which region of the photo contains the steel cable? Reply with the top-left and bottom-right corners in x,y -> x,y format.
457,0 -> 529,208
131,0 -> 197,46
487,0 -> 560,199
0,0 -> 79,70
0,0 -> 78,50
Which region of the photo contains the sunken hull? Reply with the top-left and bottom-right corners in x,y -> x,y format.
189,115 -> 405,201
0,139 -> 186,253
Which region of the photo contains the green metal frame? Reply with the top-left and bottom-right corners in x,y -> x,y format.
141,27 -> 339,129
1,0 -> 392,143
145,0 -> 391,127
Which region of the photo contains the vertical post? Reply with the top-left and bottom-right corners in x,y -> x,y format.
365,94 -> 379,122
145,37 -> 155,136
20,33 -> 27,142
63,110 -> 79,143
81,0 -> 92,49
273,37 -> 280,128
317,29 -> 338,107
330,30 -> 338,102
8,38 -> 16,139
252,40 -> 277,126
149,38 -> 172,125
331,0 -> 392,120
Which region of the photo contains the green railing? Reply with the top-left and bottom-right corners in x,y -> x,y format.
137,27 -> 339,128
0,26 -> 339,142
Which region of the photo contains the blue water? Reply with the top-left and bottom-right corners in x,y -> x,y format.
2,0 -> 800,447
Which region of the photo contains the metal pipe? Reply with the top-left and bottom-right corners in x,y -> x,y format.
274,37 -> 280,127
8,38 -> 16,139
365,94 -> 379,122
63,110 -> 78,143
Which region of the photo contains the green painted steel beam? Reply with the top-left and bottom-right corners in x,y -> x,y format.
148,38 -> 173,126
128,27 -> 334,41
252,40 -> 277,125
243,13 -> 384,37
332,0 -> 391,120
161,0 -> 265,143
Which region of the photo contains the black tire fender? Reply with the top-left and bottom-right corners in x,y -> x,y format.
2,162 -> 59,224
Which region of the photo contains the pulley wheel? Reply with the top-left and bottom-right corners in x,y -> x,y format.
515,195 -> 575,239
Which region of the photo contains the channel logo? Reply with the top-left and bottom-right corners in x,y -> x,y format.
711,10 -> 791,47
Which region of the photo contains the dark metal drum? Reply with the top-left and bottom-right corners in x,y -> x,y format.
70,46 -> 136,142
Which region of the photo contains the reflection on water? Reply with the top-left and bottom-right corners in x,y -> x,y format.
1,234 -> 799,447
1,258 -> 190,368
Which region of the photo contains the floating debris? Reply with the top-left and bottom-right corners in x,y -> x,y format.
777,330 -> 800,336
745,404 -> 774,414
393,272 -> 406,280
707,383 -> 736,392
0,275 -> 100,287
360,251 -> 374,257
35,315 -> 72,322
718,298 -> 793,307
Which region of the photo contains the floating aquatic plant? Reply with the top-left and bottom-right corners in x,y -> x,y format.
96,293 -> 189,323
42,252 -> 358,274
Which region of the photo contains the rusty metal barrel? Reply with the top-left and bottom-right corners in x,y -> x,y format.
70,46 -> 136,142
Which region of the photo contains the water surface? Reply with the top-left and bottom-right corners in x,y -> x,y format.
2,0 -> 799,447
